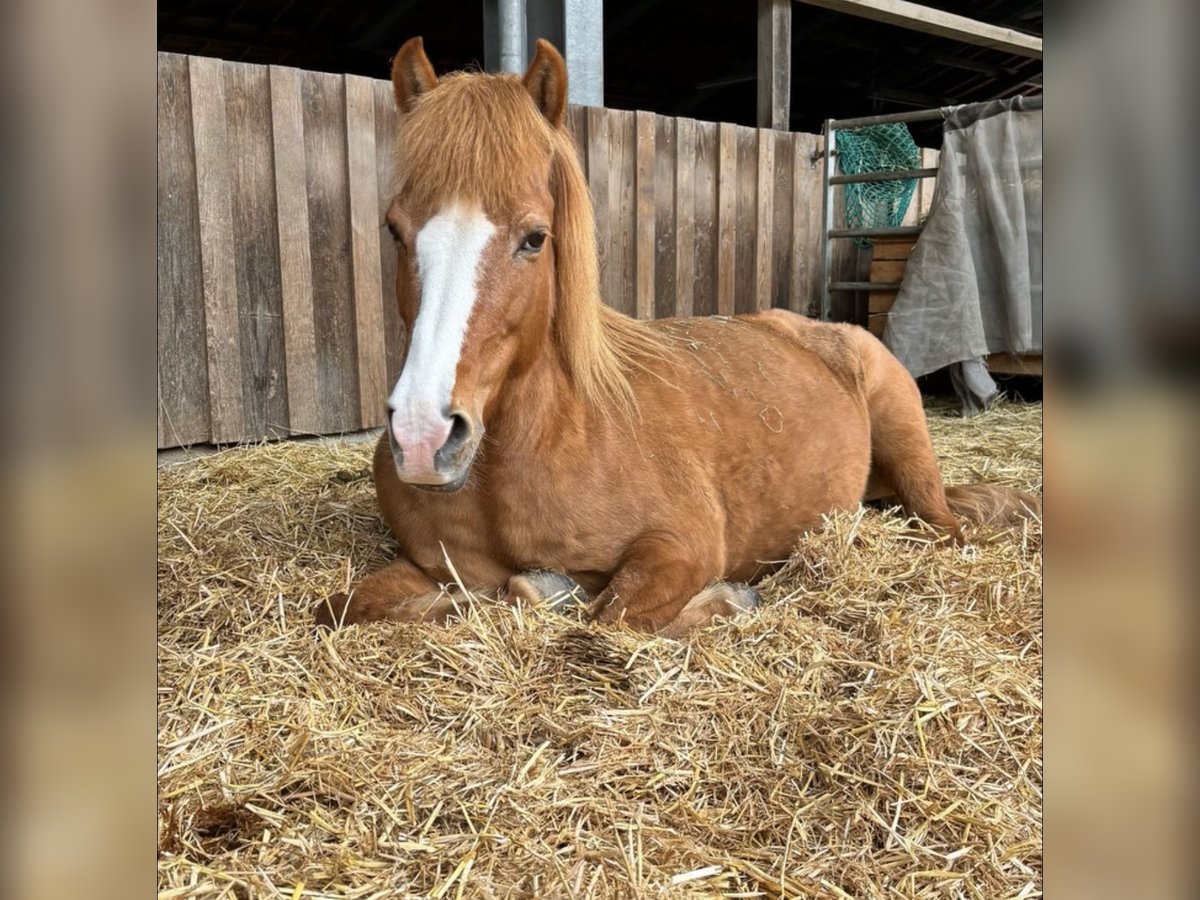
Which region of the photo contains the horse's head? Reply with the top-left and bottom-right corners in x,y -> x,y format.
382,38 -> 570,490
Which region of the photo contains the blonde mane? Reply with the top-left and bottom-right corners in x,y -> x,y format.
394,71 -> 669,415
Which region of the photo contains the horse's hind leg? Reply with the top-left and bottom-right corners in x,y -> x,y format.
855,333 -> 963,540
657,582 -> 762,640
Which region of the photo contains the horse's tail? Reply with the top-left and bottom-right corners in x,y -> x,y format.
944,483 -> 1041,529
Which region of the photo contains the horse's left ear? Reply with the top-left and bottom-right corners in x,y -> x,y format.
391,37 -> 438,113
523,39 -> 568,128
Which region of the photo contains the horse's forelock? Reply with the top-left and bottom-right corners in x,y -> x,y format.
393,72 -> 555,213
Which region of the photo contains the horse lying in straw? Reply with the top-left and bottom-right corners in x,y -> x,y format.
316,38 -> 1039,638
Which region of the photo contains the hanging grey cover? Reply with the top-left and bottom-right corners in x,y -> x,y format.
882,98 -> 1042,412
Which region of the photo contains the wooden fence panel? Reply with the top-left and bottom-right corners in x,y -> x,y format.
673,117 -> 696,319
158,53 -> 210,449
374,79 -> 405,393
346,74 -> 388,430
754,128 -> 775,312
652,114 -> 677,320
734,125 -> 757,315
610,109 -> 636,317
716,123 -> 737,317
224,60 -> 289,441
269,64 -> 320,436
634,110 -> 657,320
302,69 -> 361,435
792,132 -> 824,317
585,106 -> 611,313
771,131 -> 795,311
189,55 -> 243,444
157,53 -> 862,448
693,120 -> 719,318
566,106 -> 589,180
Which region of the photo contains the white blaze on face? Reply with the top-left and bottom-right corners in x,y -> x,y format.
388,204 -> 496,477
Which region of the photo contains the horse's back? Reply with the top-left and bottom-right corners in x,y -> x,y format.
639,312 -> 874,577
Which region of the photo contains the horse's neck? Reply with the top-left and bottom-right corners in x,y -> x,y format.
484,342 -> 592,458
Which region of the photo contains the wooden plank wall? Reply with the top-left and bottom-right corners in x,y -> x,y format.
158,53 -> 846,448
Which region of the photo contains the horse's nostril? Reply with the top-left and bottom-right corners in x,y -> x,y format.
445,412 -> 472,452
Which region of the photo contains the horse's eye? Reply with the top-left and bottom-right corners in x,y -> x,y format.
385,221 -> 405,248
519,231 -> 547,254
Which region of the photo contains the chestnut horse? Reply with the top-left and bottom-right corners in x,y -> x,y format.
317,38 -> 1038,637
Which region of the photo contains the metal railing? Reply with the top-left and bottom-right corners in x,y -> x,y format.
815,95 -> 1042,321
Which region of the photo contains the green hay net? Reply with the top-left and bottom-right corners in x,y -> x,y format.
837,123 -> 921,248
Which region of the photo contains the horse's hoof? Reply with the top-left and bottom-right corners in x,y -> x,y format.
724,582 -> 763,613
504,571 -> 589,615
314,592 -> 351,630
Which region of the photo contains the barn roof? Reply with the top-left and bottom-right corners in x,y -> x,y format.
158,0 -> 1042,142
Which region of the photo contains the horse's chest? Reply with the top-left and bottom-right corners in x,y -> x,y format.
392,499 -> 499,580
489,481 -> 617,572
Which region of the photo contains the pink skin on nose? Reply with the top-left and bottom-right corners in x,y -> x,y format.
391,414 -> 453,482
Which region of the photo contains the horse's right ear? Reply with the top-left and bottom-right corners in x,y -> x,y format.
391,37 -> 438,112
523,39 -> 568,128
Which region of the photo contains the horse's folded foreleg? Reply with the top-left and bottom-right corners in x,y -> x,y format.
314,559 -> 467,629
587,534 -> 722,633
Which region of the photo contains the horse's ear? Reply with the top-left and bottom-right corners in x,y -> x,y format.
391,37 -> 438,112
523,39 -> 568,128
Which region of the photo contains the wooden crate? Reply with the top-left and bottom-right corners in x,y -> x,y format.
865,235 -> 916,337
865,236 -> 1043,378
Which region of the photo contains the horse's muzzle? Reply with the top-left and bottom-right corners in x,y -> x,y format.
388,409 -> 482,491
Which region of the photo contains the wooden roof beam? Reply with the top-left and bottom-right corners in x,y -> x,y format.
794,0 -> 1043,60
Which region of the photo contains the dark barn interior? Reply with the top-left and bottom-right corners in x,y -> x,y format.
158,0 -> 1042,144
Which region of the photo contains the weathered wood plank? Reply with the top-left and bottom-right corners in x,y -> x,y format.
374,79 -> 404,391
734,125 -> 756,315
870,237 -> 918,260
868,258 -> 909,283
634,110 -> 656,320
610,109 -> 636,316
302,69 -> 361,434
224,60 -> 288,442
693,121 -> 719,317
346,74 -> 388,429
717,122 -> 737,317
868,290 -> 899,313
567,105 -> 588,180
269,64 -> 321,436
158,53 -> 211,448
189,55 -> 243,443
757,0 -> 792,129
653,115 -> 677,320
754,128 -> 775,311
791,133 -> 822,316
771,131 -> 795,310
585,106 -> 611,308
986,352 -> 1042,376
795,0 -> 1042,59
674,117 -> 696,318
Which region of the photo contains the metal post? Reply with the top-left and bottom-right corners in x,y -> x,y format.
563,0 -> 603,106
819,120 -> 837,321
498,0 -> 527,73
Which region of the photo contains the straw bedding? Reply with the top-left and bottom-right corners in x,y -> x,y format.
158,400 -> 1041,899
